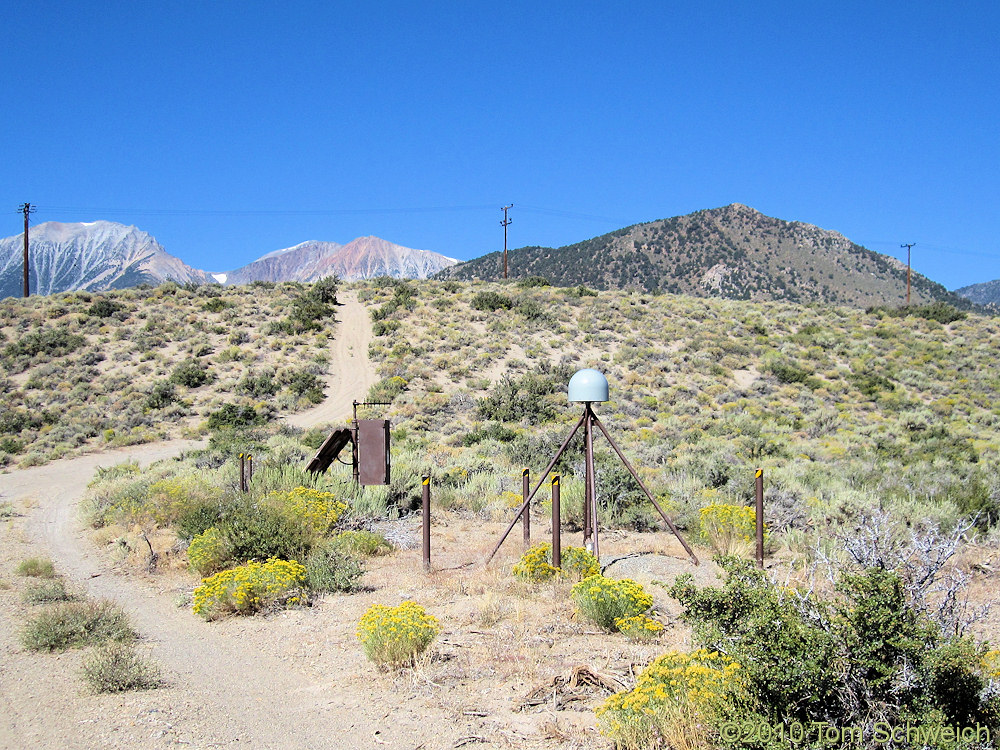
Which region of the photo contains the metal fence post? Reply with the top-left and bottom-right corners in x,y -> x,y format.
422,476 -> 431,572
755,468 -> 765,569
551,475 -> 561,569
522,468 -> 530,550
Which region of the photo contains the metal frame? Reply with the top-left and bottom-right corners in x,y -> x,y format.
487,402 -> 699,566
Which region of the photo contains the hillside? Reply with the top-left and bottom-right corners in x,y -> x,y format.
956,278 -> 1000,308
440,204 -> 970,307
0,279 -> 344,466
0,221 -> 213,298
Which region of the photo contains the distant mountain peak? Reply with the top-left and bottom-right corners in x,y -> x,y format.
224,235 -> 457,284
0,220 -> 212,298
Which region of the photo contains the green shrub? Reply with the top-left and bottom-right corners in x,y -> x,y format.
20,600 -> 135,651
238,370 -> 279,398
304,541 -> 365,593
477,364 -> 570,424
174,497 -> 227,541
145,380 -> 177,409
206,403 -> 269,430
202,298 -> 231,313
170,359 -> 211,388
16,557 -> 55,578
87,299 -> 123,318
192,558 -> 307,620
356,601 -> 439,668
367,376 -> 408,403
471,291 -> 513,312
516,276 -> 551,288
22,578 -> 74,604
669,556 -> 1000,738
81,642 -> 162,693
333,530 -> 393,557
217,497 -> 313,564
571,575 -> 653,632
4,327 -> 85,359
766,358 -> 812,385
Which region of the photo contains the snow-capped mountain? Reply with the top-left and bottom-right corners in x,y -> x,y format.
222,240 -> 344,285
225,236 -> 457,283
0,221 -> 213,298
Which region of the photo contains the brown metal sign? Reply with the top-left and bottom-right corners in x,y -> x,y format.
358,419 -> 390,485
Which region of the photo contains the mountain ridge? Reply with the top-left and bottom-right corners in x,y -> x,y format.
439,203 -> 970,309
0,223 -> 456,297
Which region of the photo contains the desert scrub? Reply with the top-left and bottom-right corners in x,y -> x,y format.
357,601 -> 440,668
22,578 -> 74,604
192,558 -> 307,620
699,502 -> 762,555
304,541 -> 365,593
332,529 -> 393,557
20,600 -> 135,651
571,575 -> 653,632
269,486 -> 347,536
613,614 -> 664,642
512,542 -> 599,582
187,526 -> 231,576
16,556 -> 56,578
81,642 -> 162,693
596,649 -> 745,750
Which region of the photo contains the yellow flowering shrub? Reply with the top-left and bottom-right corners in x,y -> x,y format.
187,526 -> 230,576
268,486 -> 347,536
192,558 -> 306,620
699,502 -> 763,555
571,574 -> 653,632
512,542 -> 599,582
597,649 -> 745,750
614,614 -> 665,641
357,601 -> 440,668
985,649 -> 1000,679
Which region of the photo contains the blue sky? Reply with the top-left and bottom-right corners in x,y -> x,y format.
3,2 -> 998,289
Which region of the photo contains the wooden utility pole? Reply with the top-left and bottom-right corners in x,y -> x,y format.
901,243 -> 915,305
501,204 -> 513,279
18,203 -> 36,297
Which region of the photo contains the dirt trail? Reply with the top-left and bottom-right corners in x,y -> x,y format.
286,290 -> 378,430
0,294 -> 418,750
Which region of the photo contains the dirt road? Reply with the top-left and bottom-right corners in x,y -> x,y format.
0,292 -> 431,750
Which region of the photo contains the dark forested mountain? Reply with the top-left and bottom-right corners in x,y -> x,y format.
440,204 -> 968,308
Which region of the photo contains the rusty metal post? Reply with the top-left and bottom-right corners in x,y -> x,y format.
422,476 -> 431,571
239,453 -> 246,493
755,468 -> 765,569
522,468 -> 530,550
247,455 -> 253,485
551,475 -> 561,569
